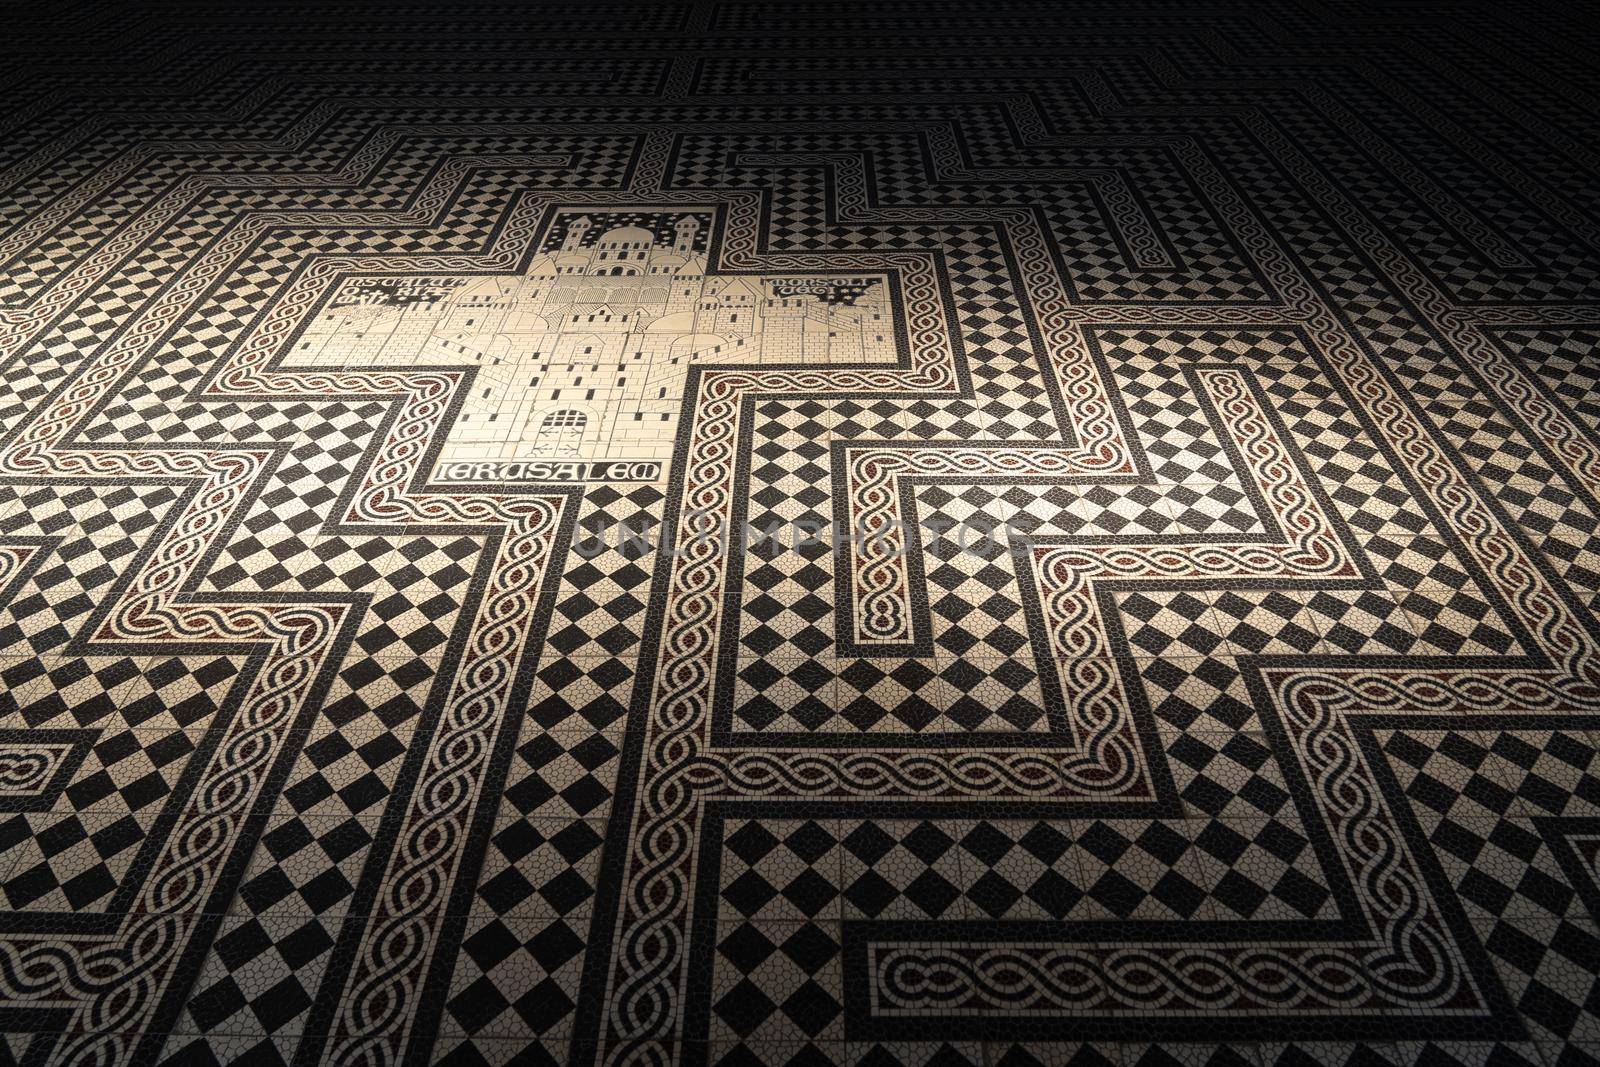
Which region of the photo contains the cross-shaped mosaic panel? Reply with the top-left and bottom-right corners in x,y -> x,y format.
1,5 -> 1599,1067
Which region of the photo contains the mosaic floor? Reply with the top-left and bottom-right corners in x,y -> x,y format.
3,2 -> 1600,1065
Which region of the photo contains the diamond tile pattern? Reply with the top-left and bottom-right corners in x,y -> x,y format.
0,3 -> 1598,1067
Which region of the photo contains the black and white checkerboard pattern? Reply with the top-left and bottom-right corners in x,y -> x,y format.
2,3 -> 1600,1066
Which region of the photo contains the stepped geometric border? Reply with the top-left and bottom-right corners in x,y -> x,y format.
0,57 -> 1597,1066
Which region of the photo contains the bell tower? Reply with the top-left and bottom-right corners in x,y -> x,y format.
673,215 -> 699,253
562,214 -> 592,252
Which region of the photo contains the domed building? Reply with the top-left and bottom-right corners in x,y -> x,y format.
291,209 -> 896,480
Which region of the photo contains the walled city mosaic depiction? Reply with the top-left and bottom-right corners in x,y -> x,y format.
3,3 -> 1600,1067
